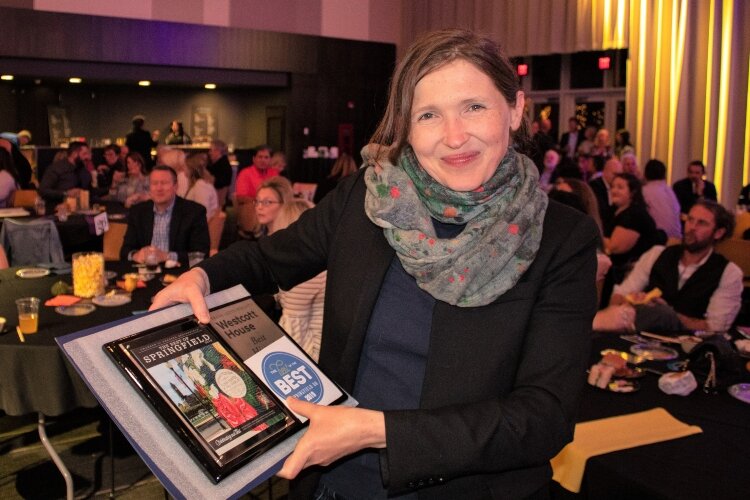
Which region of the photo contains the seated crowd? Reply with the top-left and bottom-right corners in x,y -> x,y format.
535,121 -> 746,333
1,120 -> 748,358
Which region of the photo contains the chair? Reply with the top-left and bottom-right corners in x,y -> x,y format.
208,211 -> 227,256
103,222 -> 128,261
0,218 -> 65,266
235,196 -> 258,235
715,238 -> 750,278
12,189 -> 38,208
292,182 -> 318,203
734,212 -> 750,239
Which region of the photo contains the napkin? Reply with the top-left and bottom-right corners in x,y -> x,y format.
551,407 -> 702,493
116,279 -> 147,290
45,295 -> 81,307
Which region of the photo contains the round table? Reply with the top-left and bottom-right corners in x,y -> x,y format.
0,261 -> 167,416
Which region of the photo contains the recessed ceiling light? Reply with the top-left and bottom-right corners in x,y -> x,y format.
0,75 -> 13,81
69,77 -> 82,84
138,80 -> 151,87
204,83 -> 217,90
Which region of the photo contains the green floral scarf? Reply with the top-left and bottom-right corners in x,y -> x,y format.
363,143 -> 547,307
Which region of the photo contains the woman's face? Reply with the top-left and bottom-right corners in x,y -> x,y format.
126,157 -> 141,176
255,187 -> 283,227
171,121 -> 179,133
407,59 -> 524,192
609,177 -> 632,208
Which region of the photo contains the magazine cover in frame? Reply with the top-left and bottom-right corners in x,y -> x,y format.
105,318 -> 299,483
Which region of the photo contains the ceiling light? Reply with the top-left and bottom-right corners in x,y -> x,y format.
69,77 -> 82,84
138,80 -> 151,87
1,75 -> 13,81
204,83 -> 217,90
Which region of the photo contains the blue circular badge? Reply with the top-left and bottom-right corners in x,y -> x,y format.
262,352 -> 323,403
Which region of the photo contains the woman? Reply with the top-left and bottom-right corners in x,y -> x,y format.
109,152 -> 150,207
165,120 -> 192,145
604,172 -> 662,282
554,177 -> 603,238
272,199 -> 326,362
314,152 -> 358,203
0,147 -> 19,208
254,176 -> 294,236
158,147 -> 189,195
183,152 -> 219,220
153,29 -> 597,498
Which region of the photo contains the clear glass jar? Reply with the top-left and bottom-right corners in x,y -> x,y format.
72,252 -> 105,298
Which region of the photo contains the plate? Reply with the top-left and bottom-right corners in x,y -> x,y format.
630,344 -> 679,361
55,303 -> 96,316
606,379 -> 640,393
16,267 -> 51,279
108,213 -> 126,220
104,270 -> 118,280
727,383 -> 750,404
92,293 -> 132,307
737,326 -> 750,340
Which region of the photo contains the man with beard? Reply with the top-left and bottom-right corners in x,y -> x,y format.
609,200 -> 742,332
39,141 -> 93,210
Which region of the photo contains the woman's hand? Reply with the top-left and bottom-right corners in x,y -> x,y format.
149,268 -> 211,323
277,398 -> 386,480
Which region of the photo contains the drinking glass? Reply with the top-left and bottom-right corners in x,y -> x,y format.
16,297 -> 40,334
188,251 -> 205,267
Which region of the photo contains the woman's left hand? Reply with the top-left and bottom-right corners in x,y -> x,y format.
277,398 -> 386,480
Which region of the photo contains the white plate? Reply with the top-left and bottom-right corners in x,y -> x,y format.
92,294 -> 132,307
16,267 -> 51,279
56,303 -> 96,316
727,383 -> 750,404
630,343 -> 679,361
108,213 -> 126,220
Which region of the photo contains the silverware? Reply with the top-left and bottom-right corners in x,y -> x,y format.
16,325 -> 25,343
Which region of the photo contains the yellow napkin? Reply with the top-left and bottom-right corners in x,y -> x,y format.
551,407 -> 702,493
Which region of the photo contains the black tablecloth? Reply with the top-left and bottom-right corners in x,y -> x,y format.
0,261 -> 167,416
553,333 -> 750,499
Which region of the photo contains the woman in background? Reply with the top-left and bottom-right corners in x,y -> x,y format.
158,147 -> 189,195
0,147 -> 19,208
605,172 -> 662,283
109,152 -> 150,207
273,199 -> 326,361
183,152 -> 219,220
314,152 -> 358,203
165,120 -> 192,145
254,176 -> 294,237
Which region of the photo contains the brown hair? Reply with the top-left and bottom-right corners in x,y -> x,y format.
185,152 -> 209,184
274,199 -> 314,232
693,199 -> 735,242
328,153 -> 358,179
370,29 -> 526,163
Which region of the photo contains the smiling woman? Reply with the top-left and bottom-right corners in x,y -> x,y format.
152,29 -> 598,499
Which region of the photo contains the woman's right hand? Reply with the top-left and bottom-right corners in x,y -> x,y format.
150,268 -> 211,323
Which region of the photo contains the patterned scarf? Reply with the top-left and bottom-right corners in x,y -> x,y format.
363,143 -> 548,307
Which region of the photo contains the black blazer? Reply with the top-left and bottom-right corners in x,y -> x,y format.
200,170 -> 598,499
120,196 -> 209,265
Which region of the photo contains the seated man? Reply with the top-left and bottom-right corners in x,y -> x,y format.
39,141 -> 92,209
121,165 -> 209,266
598,200 -> 742,332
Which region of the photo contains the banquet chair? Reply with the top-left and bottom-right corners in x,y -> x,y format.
103,222 -> 128,261
208,211 -> 227,256
715,238 -> 750,278
235,196 -> 258,236
12,189 -> 38,208
292,182 -> 317,203
0,217 -> 65,266
734,212 -> 750,239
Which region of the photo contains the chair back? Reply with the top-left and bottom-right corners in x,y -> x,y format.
208,211 -> 227,256
235,197 -> 258,234
293,183 -> 318,203
0,218 -> 65,266
734,212 -> 750,239
12,189 -> 38,208
715,238 -> 750,278
103,222 -> 128,261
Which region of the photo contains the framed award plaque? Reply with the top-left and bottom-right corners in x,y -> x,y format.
104,297 -> 346,483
